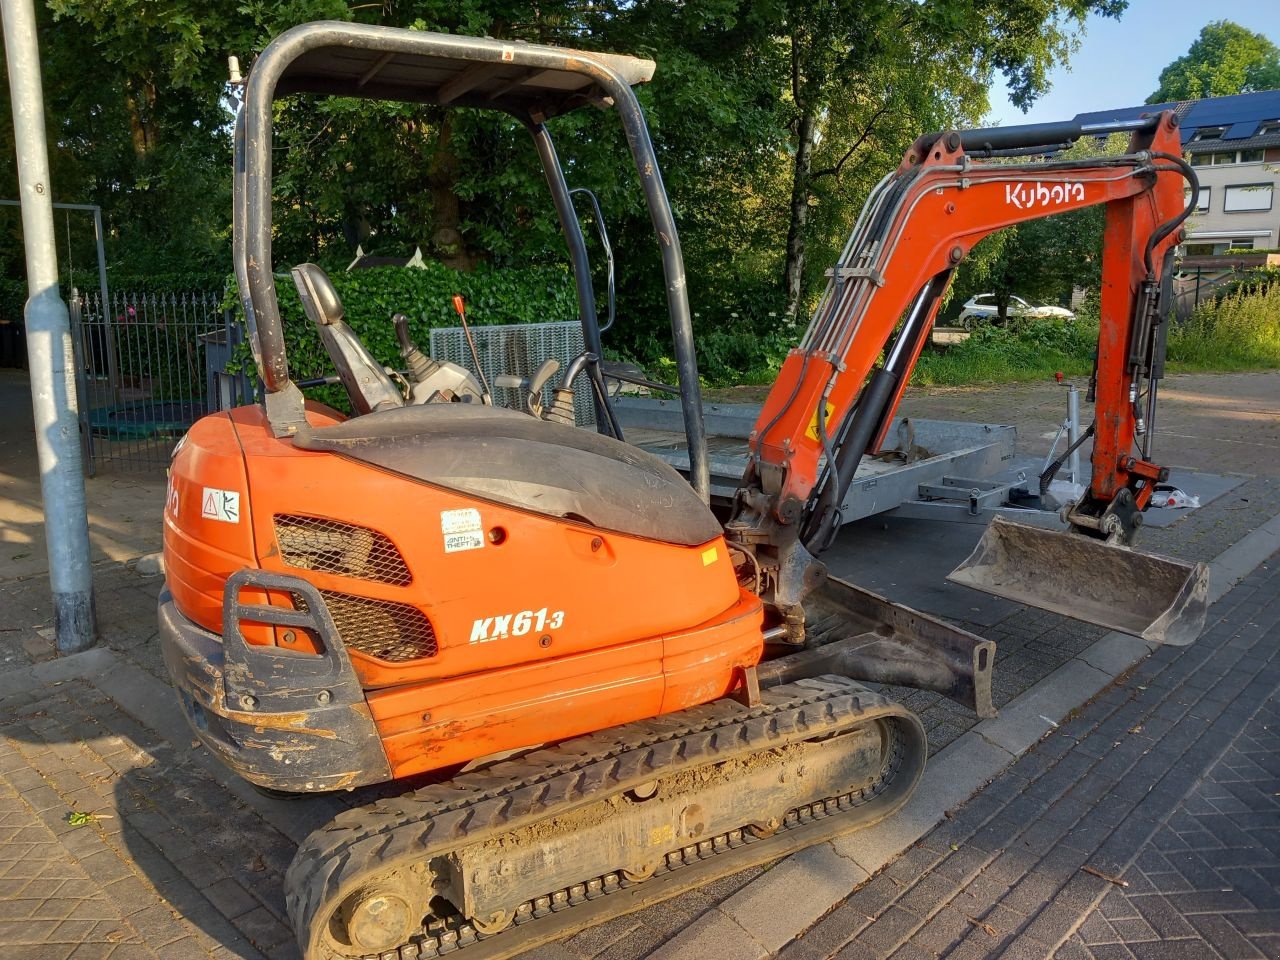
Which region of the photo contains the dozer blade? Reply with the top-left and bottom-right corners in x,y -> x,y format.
947,515 -> 1209,646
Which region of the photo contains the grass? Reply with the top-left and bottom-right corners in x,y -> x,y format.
911,285 -> 1280,388
1166,285 -> 1280,371
912,318 -> 1098,387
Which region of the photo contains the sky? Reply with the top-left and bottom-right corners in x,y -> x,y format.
984,1 -> 1280,126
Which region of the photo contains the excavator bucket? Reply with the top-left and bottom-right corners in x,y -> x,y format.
948,515 -> 1209,647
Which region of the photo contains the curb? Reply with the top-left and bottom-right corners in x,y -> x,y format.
647,511 -> 1280,960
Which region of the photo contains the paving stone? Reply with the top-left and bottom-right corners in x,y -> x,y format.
718,844 -> 867,954
772,550 -> 1280,960
646,908 -> 767,960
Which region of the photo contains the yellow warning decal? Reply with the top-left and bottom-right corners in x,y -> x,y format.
805,401 -> 836,442
701,546 -> 719,566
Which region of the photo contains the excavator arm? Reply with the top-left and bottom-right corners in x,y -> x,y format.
727,111 -> 1207,644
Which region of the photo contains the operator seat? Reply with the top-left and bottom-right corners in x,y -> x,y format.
294,403 -> 722,547
291,263 -> 403,415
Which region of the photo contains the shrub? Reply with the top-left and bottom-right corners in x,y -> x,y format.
913,318 -> 1096,386
252,261 -> 576,409
1167,285 -> 1280,370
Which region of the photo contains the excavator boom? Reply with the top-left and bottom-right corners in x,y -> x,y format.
730,110 -> 1208,646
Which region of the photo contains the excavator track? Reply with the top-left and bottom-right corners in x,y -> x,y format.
286,676 -> 927,960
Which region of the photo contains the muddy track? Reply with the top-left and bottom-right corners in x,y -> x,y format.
286,675 -> 928,960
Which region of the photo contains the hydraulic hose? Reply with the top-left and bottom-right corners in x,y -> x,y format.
1144,153 -> 1199,276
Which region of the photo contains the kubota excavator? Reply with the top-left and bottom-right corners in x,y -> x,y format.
159,21 -> 1209,960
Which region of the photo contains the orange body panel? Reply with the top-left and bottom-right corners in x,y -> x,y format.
368,589 -> 761,778
163,403 -> 765,781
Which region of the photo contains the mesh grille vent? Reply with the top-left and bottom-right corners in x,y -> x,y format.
429,320 -> 593,426
294,590 -> 438,663
274,514 -> 411,585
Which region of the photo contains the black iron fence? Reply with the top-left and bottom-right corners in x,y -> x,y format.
69,289 -> 253,474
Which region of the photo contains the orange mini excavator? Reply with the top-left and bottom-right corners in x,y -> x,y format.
159,21 -> 1208,960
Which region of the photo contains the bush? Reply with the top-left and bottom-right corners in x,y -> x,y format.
261,261 -> 577,408
1168,285 -> 1280,370
913,318 -> 1096,386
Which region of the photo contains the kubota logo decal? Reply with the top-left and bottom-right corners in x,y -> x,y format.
1005,181 -> 1085,209
470,608 -> 565,644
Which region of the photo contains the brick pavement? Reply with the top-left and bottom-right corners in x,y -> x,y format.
0,673 -> 299,959
0,402 -> 1274,960
0,745 -> 159,960
1066,688 -> 1280,959
775,550 -> 1280,960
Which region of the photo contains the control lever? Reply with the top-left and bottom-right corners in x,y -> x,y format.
493,359 -> 560,417
392,313 -> 433,383
451,295 -> 493,405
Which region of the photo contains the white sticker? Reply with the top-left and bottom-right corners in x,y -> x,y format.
441,508 -> 484,553
201,487 -> 240,524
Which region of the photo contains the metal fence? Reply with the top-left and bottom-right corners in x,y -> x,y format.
69,289 -> 252,474
430,320 -> 594,426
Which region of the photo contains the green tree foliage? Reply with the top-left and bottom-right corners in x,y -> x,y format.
6,0 -> 1127,376
769,0 -> 1128,315
1147,21 -> 1280,103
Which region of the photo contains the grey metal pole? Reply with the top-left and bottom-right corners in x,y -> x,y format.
1067,384 -> 1082,486
2,0 -> 96,653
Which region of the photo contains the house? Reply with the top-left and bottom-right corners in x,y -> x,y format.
1072,89 -> 1280,255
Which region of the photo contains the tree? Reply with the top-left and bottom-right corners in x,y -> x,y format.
1147,21 -> 1280,103
770,0 -> 1130,316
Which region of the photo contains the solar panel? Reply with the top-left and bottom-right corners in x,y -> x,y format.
1180,90 -> 1280,132
1223,120 -> 1261,140
1072,102 -> 1177,127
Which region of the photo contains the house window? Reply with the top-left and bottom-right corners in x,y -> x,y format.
1259,121 -> 1280,136
1224,183 -> 1274,212
1183,243 -> 1216,256
1184,186 -> 1211,211
1192,127 -> 1226,141
1227,238 -> 1255,250
1189,149 -> 1267,165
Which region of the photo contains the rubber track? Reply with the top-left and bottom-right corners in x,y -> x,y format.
286,676 -> 925,958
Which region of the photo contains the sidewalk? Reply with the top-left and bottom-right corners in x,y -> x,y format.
769,552 -> 1280,960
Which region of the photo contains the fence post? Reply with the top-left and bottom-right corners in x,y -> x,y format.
2,0 -> 96,653
67,288 -> 95,477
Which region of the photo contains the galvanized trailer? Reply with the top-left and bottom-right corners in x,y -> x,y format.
612,396 -> 1020,523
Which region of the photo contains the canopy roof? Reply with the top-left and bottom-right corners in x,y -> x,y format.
260,22 -> 656,120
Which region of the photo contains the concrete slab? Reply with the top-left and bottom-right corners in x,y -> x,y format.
1207,511 -> 1280,603
717,844 -> 869,953
975,660 -> 1113,756
1075,633 -> 1155,679
831,733 -> 1013,875
645,906 -> 767,960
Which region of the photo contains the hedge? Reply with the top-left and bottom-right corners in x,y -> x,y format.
264,261 -> 578,408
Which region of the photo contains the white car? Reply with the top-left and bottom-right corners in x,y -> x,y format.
956,294 -> 1075,327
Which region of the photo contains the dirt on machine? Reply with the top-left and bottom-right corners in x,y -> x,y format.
157,21 -> 1207,959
